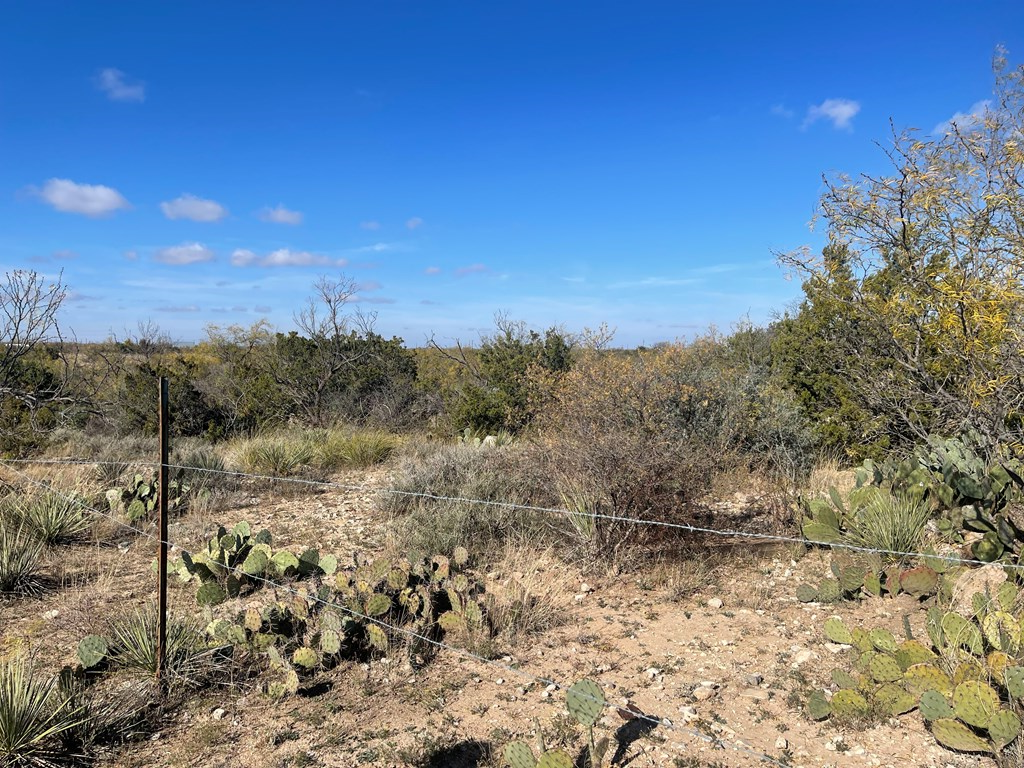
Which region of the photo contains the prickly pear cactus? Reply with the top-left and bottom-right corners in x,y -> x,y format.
567,678 -> 605,727
919,690 -> 955,721
536,751 -> 572,768
930,718 -> 992,753
824,617 -> 853,645
830,689 -> 869,719
795,583 -> 818,603
874,683 -> 915,715
292,647 -> 318,669
989,709 -> 1022,750
806,690 -> 831,720
1006,666 -> 1024,699
503,741 -> 537,768
869,654 -> 903,683
895,640 -> 935,670
904,663 -> 953,696
952,680 -> 999,729
77,635 -> 109,669
869,628 -> 898,653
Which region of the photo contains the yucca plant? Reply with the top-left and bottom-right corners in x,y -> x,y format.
0,657 -> 83,766
109,604 -> 205,683
0,526 -> 44,595
10,492 -> 91,547
844,492 -> 932,556
341,430 -> 398,468
238,437 -> 313,477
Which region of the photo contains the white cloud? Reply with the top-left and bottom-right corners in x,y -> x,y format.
37,178 -> 130,217
424,266 -> 441,275
155,304 -> 200,312
352,295 -> 396,304
95,68 -> 145,102
609,277 -> 702,289
254,304 -> 272,313
123,250 -> 138,261
231,248 -> 346,268
154,242 -> 215,265
347,242 -> 401,254
360,220 -> 381,230
803,98 -> 861,130
356,280 -> 382,291
258,204 -> 303,225
770,103 -> 794,119
406,216 -> 424,230
455,263 -> 487,277
933,100 -> 992,135
160,194 -> 228,222
51,249 -> 78,260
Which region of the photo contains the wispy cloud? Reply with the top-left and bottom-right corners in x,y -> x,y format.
154,242 -> 215,265
455,263 -> 487,277
406,217 -> 424,230
123,250 -> 138,261
254,304 -> 272,313
160,194 -> 228,222
258,204 -> 303,225
770,103 -> 794,119
356,280 -> 382,291
608,277 -> 702,289
933,99 -> 991,135
420,299 -> 441,305
360,220 -> 381,231
561,276 -> 585,283
803,98 -> 860,130
352,295 -> 396,304
52,249 -> 78,260
424,266 -> 441,275
95,68 -> 145,102
155,304 -> 200,313
231,248 -> 346,268
36,178 -> 130,217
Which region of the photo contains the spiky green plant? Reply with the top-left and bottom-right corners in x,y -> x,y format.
843,493 -> 931,556
238,437 -> 313,476
0,657 -> 83,767
0,525 -> 44,595
340,430 -> 398,468
11,492 -> 91,546
108,604 -> 205,682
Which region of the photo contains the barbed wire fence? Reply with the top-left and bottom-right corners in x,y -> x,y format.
0,439 -> 995,766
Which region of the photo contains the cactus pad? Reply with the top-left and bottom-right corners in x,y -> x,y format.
271,550 -> 299,574
240,548 -> 269,576
987,651 -> 1011,681
365,593 -> 391,617
919,690 -> 954,721
816,578 -> 842,602
366,624 -> 388,651
953,659 -> 986,686
830,689 -> 869,719
536,751 -> 573,768
952,680 -> 1000,729
982,611 -> 1020,653
998,581 -> 1018,611
567,678 -> 605,727
196,581 -> 227,606
851,628 -> 873,654
244,609 -> 263,633
903,663 -> 953,696
941,612 -> 984,655
319,554 -> 338,576
795,583 -> 818,602
929,718 -> 992,753
989,709 -> 1021,750
292,647 -> 318,669
320,629 -> 341,655
895,640 -> 936,670
806,690 -> 831,720
869,654 -> 903,683
869,628 -> 898,653
863,571 -> 882,597
77,635 -> 108,669
874,683 -> 915,715
1005,666 -> 1024,699
824,617 -> 853,645
453,546 -> 470,566
503,741 -> 537,768
898,566 -> 938,597
926,606 -> 945,649
832,669 -> 859,689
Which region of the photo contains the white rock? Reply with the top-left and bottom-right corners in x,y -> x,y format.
706,597 -> 724,609
775,737 -> 788,750
693,686 -> 717,701
211,708 -> 226,720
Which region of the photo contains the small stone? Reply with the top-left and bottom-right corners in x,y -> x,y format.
693,686 -> 717,701
744,673 -> 764,687
580,582 -> 594,593
41,609 -> 59,620
211,708 -> 226,720
495,678 -> 505,685
678,705 -> 699,722
775,737 -> 788,750
792,649 -> 817,667
707,598 -> 724,609
645,667 -> 662,679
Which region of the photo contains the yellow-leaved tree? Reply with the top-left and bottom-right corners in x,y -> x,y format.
779,50 -> 1024,454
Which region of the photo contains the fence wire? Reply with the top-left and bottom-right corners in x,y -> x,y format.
0,458 -> 798,767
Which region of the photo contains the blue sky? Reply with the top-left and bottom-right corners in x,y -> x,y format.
3,2 -> 1023,347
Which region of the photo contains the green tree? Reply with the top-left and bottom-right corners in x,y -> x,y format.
779,51 -> 1024,455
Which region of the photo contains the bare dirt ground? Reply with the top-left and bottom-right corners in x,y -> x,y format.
0,467 -> 989,768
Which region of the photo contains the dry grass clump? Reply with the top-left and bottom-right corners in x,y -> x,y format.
2,490 -> 92,547
0,525 -> 45,595
484,542 -> 573,646
382,440 -> 553,559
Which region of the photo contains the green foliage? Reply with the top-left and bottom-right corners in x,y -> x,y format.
0,525 -> 44,595
4,490 -> 91,546
793,551 -> 941,604
503,678 -> 609,768
813,581 -> 1024,756
801,485 -> 931,556
0,657 -> 83,767
106,604 -> 204,679
105,471 -> 190,522
76,636 -> 109,671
